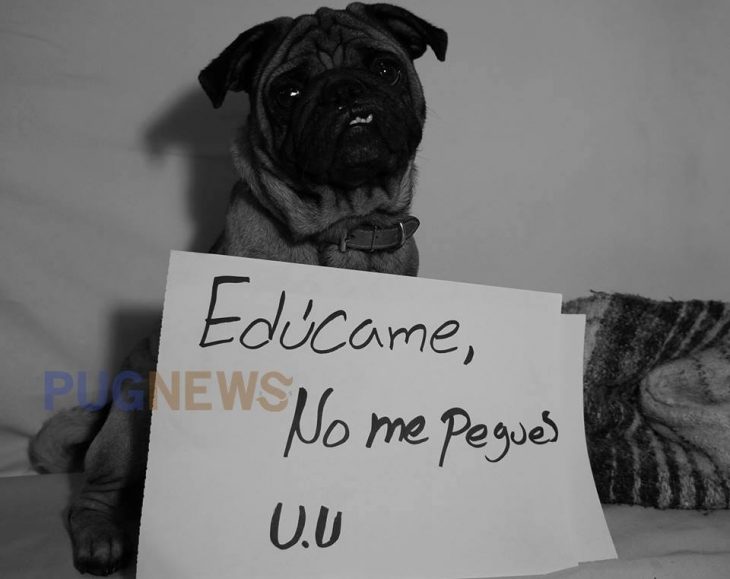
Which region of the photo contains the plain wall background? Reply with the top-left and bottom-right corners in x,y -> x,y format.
419,0 -> 730,298
1,0 -> 729,475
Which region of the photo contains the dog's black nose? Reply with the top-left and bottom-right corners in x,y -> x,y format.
322,77 -> 366,108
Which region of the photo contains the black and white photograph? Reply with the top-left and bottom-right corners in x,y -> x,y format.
1,1 -> 729,578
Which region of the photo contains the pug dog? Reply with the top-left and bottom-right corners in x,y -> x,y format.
29,3 -> 447,575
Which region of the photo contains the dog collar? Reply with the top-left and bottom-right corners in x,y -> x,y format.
337,216 -> 420,253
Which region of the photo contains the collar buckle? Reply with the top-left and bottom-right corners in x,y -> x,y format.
397,221 -> 407,248
368,226 -> 379,253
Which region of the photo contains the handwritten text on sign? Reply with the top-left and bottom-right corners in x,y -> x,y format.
137,251 -> 615,579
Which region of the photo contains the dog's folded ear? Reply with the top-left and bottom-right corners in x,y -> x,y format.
348,3 -> 447,62
198,17 -> 293,108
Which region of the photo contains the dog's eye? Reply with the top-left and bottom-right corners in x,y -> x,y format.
273,82 -> 303,108
370,57 -> 401,85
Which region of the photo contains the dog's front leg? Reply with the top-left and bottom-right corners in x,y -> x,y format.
69,385 -> 150,575
69,336 -> 156,575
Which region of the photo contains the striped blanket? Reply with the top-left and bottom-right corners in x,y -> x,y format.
564,292 -> 730,509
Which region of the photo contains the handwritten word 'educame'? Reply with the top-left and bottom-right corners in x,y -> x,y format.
198,276 -> 476,365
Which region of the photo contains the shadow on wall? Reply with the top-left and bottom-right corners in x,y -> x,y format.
143,84 -> 250,253
105,86 -> 252,374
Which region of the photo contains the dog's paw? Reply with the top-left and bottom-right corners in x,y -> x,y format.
69,510 -> 126,576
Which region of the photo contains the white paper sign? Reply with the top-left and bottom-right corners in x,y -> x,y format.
136,251 -> 615,578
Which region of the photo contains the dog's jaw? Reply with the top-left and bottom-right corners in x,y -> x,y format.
231,126 -> 417,240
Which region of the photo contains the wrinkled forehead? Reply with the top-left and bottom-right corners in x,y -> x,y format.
266,9 -> 409,76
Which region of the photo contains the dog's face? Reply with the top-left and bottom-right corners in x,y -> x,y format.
265,29 -> 425,190
199,3 -> 447,237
